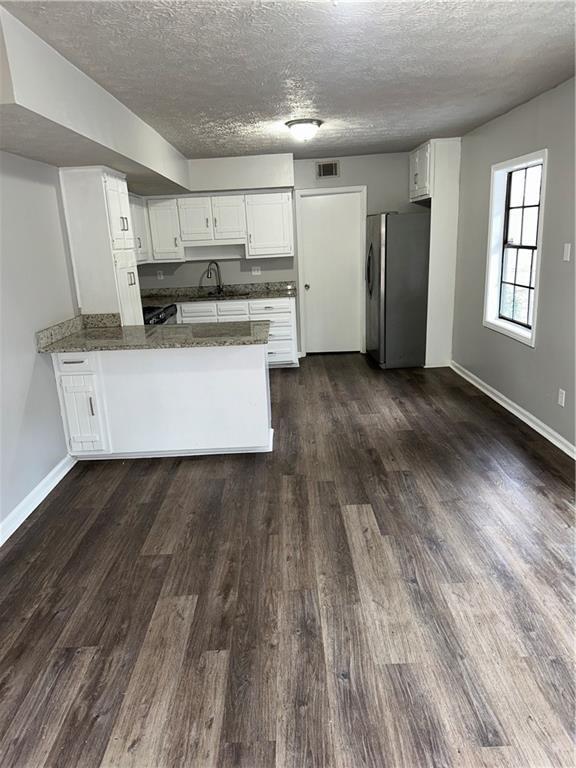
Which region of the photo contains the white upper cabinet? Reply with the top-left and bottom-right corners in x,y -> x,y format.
245,193 -> 293,258
147,199 -> 184,261
105,173 -> 134,249
178,197 -> 213,241
129,194 -> 151,263
409,142 -> 432,201
144,191 -> 293,261
212,196 -> 247,239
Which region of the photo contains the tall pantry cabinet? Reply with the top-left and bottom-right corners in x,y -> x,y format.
59,167 -> 144,325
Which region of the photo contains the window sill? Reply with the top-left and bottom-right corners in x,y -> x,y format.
483,318 -> 535,347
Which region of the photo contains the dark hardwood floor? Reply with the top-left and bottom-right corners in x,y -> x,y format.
1,354 -> 574,767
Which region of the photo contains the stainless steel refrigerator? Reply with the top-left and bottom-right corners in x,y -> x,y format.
365,212 -> 430,369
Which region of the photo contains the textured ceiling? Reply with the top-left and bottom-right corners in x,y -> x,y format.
3,0 -> 575,159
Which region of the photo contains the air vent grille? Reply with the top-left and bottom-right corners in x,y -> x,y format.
316,160 -> 340,179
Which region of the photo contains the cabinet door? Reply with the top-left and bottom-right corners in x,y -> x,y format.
115,260 -> 144,325
148,200 -> 184,261
409,150 -> 419,198
245,193 -> 293,257
417,144 -> 431,195
105,175 -> 127,249
212,196 -> 246,239
178,197 -> 213,241
119,184 -> 135,249
60,374 -> 105,452
129,195 -> 151,263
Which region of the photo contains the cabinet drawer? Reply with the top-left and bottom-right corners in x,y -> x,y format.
179,302 -> 217,319
180,316 -> 218,325
217,301 -> 249,317
249,299 -> 291,314
55,352 -> 97,373
267,339 -> 293,363
217,315 -> 249,323
267,325 -> 292,341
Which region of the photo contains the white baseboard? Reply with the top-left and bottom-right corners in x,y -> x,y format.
0,455 -> 77,547
70,429 -> 275,460
450,361 -> 575,459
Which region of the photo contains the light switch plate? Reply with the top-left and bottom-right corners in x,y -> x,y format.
563,243 -> 571,262
558,388 -> 566,408
156,270 -> 164,280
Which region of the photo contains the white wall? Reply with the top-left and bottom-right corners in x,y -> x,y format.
294,152 -> 416,214
425,139 -> 461,367
0,151 -> 77,533
453,79 -> 575,446
188,153 -> 294,192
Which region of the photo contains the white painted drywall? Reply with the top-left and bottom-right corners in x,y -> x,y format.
188,154 -> 294,192
0,151 -> 77,529
453,78 -> 575,445
294,153 -> 416,214
0,7 -> 189,189
425,139 -> 461,367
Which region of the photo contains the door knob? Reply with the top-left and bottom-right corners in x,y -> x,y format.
304,283 -> 310,290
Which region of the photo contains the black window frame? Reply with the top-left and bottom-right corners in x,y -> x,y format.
498,163 -> 543,329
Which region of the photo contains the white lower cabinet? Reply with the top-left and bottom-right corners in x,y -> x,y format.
178,297 -> 298,366
56,368 -> 108,454
52,347 -> 272,458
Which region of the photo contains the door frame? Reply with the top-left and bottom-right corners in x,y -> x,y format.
295,186 -> 367,356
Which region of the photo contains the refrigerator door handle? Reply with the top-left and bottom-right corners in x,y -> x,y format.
366,243 -> 374,296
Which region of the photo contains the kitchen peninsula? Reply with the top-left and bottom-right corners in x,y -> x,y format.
37,315 -> 272,458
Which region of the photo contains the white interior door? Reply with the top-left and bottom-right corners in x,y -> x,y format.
297,188 -> 365,353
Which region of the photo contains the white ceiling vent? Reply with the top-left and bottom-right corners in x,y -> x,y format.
316,160 -> 340,179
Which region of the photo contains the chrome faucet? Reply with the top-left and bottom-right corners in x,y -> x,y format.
206,260 -> 224,295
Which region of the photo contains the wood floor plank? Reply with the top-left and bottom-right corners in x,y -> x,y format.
99,595 -> 197,768
219,741 -> 276,768
0,646 -> 95,768
0,354 -> 572,768
279,475 -> 315,591
318,600 -> 389,768
276,589 -> 331,768
162,649 -> 230,768
341,503 -> 431,663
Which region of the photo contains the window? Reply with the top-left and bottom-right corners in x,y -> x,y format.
483,150 -> 547,346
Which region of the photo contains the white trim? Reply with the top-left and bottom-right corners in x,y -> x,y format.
450,361 -> 575,459
0,456 -> 77,547
295,185 -> 367,357
483,149 -> 548,348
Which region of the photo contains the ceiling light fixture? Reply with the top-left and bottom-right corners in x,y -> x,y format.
285,119 -> 323,142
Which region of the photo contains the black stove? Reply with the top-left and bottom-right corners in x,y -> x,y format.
142,304 -> 177,325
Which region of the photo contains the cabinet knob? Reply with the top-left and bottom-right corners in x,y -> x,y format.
304,283 -> 310,290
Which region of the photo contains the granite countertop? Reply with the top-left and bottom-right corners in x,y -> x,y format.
38,320 -> 270,353
141,281 -> 296,306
